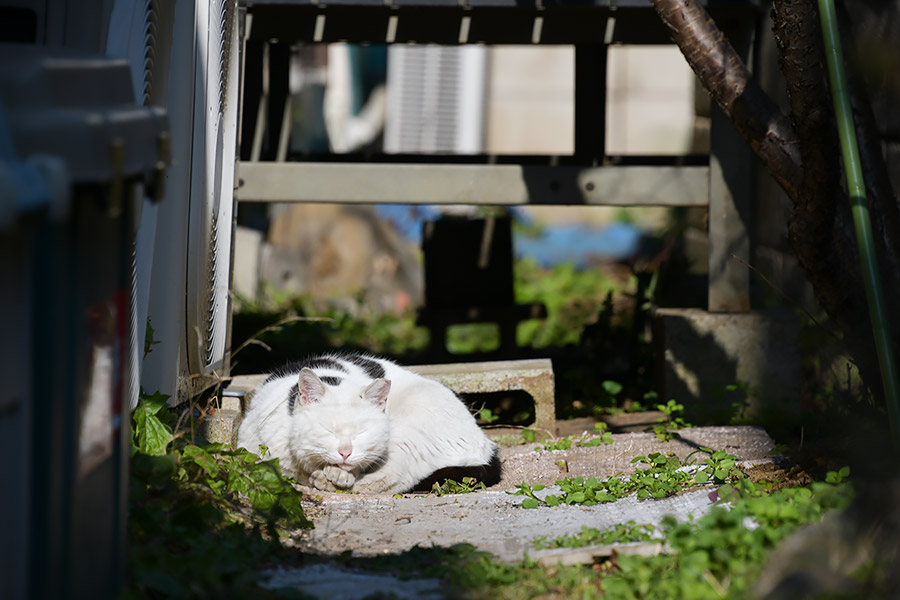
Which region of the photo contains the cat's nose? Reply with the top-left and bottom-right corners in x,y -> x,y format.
338,447 -> 352,461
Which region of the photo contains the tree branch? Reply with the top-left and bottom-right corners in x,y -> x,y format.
649,0 -> 803,201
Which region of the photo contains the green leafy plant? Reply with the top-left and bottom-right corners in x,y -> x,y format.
534,423 -> 614,452
533,521 -> 657,550
430,477 -> 487,496
510,448 -> 742,508
825,465 -> 851,484
143,319 -> 161,360
128,330 -> 312,597
602,468 -> 856,599
652,399 -> 693,441
602,379 -> 624,398
536,437 -> 575,452
515,257 -> 633,348
592,421 -> 614,444
478,407 -> 500,424
691,447 -> 742,485
130,391 -> 312,529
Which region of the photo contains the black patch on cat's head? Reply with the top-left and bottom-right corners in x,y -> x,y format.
345,354 -> 386,379
321,376 -> 342,386
265,356 -> 350,384
287,384 -> 299,415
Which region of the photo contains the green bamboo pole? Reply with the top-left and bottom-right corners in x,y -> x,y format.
818,0 -> 900,446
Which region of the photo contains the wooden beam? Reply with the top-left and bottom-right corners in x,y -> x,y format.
236,161 -> 709,206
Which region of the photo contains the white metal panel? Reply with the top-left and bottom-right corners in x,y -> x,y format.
107,0 -> 239,398
186,0 -> 239,374
107,0 -> 190,404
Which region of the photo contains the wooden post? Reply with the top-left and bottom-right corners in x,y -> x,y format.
574,44 -> 608,163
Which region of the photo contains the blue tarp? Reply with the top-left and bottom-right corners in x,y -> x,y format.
375,205 -> 643,269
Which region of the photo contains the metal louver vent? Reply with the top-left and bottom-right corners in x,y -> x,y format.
204,211 -> 219,366
215,0 -> 235,117
140,0 -> 158,105
385,45 -> 487,154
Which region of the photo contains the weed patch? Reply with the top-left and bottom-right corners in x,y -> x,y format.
510,447 -> 742,508
535,422 -> 614,452
651,399 -> 694,441
429,477 -> 487,496
127,389 -> 311,598
335,468 -> 853,599
533,521 -> 657,550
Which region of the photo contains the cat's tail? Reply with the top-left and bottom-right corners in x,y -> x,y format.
410,447 -> 502,492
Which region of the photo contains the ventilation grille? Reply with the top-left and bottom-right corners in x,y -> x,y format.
140,0 -> 158,105
385,46 -> 463,153
204,210 -> 220,366
211,0 -> 235,118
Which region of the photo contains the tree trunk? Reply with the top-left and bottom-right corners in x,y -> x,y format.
835,0 -> 900,313
770,0 -> 874,361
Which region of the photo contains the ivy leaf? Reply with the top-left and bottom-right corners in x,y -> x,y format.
522,498 -> 540,509
182,445 -> 219,477
602,380 -> 623,396
133,397 -> 173,456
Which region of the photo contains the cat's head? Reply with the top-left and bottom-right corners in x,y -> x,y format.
290,367 -> 391,475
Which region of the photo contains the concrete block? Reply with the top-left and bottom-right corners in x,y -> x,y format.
200,409 -> 241,446
408,359 -> 556,440
653,308 -> 800,423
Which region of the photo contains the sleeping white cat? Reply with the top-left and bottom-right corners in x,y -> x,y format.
236,353 -> 501,494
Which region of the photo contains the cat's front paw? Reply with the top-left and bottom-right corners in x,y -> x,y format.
308,469 -> 337,492
323,465 -> 356,489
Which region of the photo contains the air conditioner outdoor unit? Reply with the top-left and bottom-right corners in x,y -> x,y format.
108,0 -> 240,404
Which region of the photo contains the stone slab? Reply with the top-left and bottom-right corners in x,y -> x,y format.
288,426 -> 778,563
532,541 -> 671,566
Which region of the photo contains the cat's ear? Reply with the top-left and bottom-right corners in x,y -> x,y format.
297,368 -> 326,405
361,378 -> 390,410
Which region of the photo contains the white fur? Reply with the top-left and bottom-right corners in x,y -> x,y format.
236,354 -> 498,494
